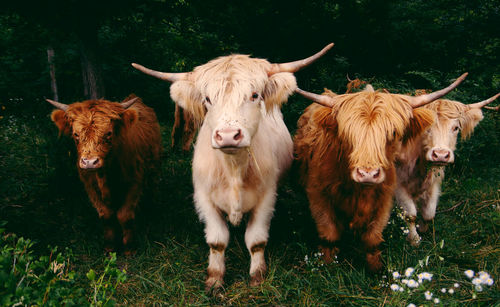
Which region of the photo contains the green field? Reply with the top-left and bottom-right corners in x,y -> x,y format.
0,95 -> 498,305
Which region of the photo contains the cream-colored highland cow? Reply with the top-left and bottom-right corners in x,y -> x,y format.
132,43 -> 333,292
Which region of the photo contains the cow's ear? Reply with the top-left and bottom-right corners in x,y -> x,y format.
263,72 -> 297,111
121,109 -> 138,128
170,80 -> 205,123
51,110 -> 71,136
403,108 -> 435,143
461,108 -> 484,140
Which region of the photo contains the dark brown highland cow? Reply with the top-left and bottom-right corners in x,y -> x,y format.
47,94 -> 161,255
294,74 -> 466,272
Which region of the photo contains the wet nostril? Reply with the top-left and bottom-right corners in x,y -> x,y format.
234,129 -> 242,141
444,152 -> 450,159
92,158 -> 99,165
215,132 -> 223,142
373,169 -> 380,178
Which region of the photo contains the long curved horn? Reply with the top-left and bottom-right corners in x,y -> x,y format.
408,73 -> 468,108
295,88 -> 336,108
467,92 -> 500,109
131,63 -> 190,82
267,43 -> 334,75
46,99 -> 69,111
120,97 -> 139,109
484,105 -> 499,111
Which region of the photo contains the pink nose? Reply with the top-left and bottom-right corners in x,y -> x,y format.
80,157 -> 102,169
353,167 -> 385,184
431,149 -> 451,162
214,128 -> 243,148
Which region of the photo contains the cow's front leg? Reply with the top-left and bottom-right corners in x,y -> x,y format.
117,183 -> 141,256
194,191 -> 229,294
419,179 -> 441,233
245,189 -> 276,286
308,192 -> 343,263
84,176 -> 119,253
395,187 -> 420,246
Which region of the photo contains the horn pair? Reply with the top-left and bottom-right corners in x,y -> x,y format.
131,43 -> 335,83
296,73 -> 470,109
46,98 -> 139,111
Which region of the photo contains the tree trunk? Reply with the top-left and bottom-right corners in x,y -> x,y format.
77,22 -> 104,100
47,46 -> 59,101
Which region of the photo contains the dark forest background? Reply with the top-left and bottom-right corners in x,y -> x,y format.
2,0 -> 499,114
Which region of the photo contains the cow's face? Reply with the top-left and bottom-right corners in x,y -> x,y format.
422,99 -> 484,164
334,92 -> 434,184
169,55 -> 296,154
51,100 -> 137,170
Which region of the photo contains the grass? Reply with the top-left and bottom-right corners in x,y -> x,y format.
0,97 -> 498,306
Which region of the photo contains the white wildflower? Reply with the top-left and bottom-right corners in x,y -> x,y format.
478,271 -> 490,282
485,278 -> 494,286
454,283 -> 460,288
401,279 -> 409,284
433,298 -> 440,304
424,290 -> 433,300
399,287 -> 404,292
407,304 -> 416,307
405,267 -> 415,277
448,288 -> 454,294
419,272 -> 433,281
464,270 -> 474,279
441,288 -> 446,293
472,278 -> 482,285
475,285 -> 483,292
392,271 -> 401,279
390,284 -> 400,291
407,279 -> 419,288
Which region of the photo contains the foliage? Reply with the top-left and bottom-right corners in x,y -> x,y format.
86,253 -> 127,307
0,222 -> 126,306
0,222 -> 86,306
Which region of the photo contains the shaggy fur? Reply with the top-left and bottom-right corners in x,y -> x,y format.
295,90 -> 434,272
168,54 -> 296,291
50,95 -> 161,254
396,99 -> 486,246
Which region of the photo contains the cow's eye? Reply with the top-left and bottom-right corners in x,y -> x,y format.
105,131 -> 112,138
73,132 -> 79,139
250,92 -> 259,101
453,126 -> 459,132
205,97 -> 211,105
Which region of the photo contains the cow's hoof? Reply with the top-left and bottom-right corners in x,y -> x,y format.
319,246 -> 339,264
205,277 -> 224,295
123,249 -> 137,257
407,233 -> 421,247
249,265 -> 266,287
418,221 -> 430,233
366,250 -> 383,273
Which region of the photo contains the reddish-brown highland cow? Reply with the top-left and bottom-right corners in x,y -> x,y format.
47,95 -> 161,255
294,74 -> 466,272
395,92 -> 500,246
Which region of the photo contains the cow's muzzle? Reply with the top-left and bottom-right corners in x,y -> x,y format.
427,148 -> 454,164
213,128 -> 244,153
79,157 -> 102,169
352,167 -> 385,184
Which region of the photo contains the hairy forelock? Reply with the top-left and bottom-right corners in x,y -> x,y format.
194,55 -> 271,107
332,91 -> 414,168
423,99 -> 466,120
